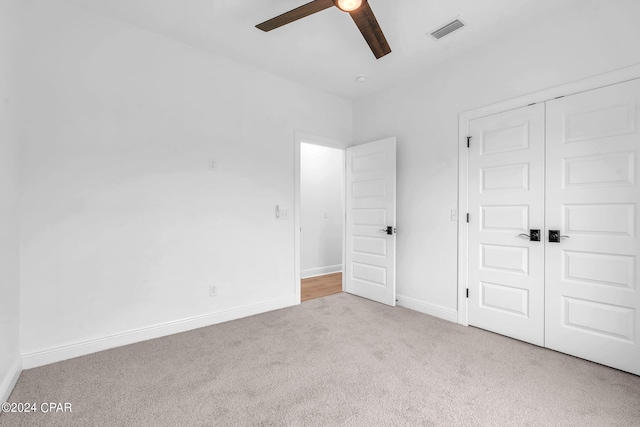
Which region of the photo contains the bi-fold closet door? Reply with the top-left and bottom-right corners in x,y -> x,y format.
467,78 -> 640,376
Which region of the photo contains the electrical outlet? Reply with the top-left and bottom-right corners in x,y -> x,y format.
451,209 -> 458,221
208,159 -> 217,171
209,285 -> 217,297
279,209 -> 289,220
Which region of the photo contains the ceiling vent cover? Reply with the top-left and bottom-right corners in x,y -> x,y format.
430,19 -> 465,40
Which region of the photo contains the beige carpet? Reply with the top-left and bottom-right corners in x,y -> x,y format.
2,293 -> 639,426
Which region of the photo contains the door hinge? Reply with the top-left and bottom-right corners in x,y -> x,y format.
466,136 -> 471,148
466,288 -> 469,298
466,213 -> 469,223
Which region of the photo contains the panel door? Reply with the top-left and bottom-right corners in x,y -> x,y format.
345,137 -> 396,306
468,104 -> 546,346
545,78 -> 640,375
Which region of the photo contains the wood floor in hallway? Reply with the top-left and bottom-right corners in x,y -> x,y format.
301,272 -> 342,302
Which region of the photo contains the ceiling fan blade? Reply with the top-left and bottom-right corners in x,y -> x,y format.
349,2 -> 391,59
256,0 -> 335,32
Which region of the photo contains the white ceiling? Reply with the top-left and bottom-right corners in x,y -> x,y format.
61,0 -> 580,99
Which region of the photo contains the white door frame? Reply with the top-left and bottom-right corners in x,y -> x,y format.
457,63 -> 640,326
294,131 -> 350,303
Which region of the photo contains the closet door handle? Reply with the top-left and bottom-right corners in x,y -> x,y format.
518,229 -> 540,241
549,230 -> 570,243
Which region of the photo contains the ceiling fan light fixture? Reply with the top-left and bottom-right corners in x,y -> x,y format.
333,0 -> 364,12
257,0 -> 390,59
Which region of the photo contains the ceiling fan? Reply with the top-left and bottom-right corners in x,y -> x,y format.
256,0 -> 391,59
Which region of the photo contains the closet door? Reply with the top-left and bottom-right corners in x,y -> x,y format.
467,104 -> 546,346
545,78 -> 640,375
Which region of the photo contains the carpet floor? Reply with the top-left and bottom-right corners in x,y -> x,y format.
2,293 -> 639,426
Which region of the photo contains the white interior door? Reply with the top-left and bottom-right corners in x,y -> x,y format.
345,137 -> 396,306
467,104 -> 546,346
545,78 -> 640,375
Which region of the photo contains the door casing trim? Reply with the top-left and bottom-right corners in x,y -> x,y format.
457,63 -> 640,326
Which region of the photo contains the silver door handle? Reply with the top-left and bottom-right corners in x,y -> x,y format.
518,229 -> 540,241
549,230 -> 570,243
379,226 -> 395,235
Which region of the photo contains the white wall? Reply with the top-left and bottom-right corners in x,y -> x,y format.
300,143 -> 344,278
0,0 -> 22,400
18,0 -> 352,365
353,0 -> 640,320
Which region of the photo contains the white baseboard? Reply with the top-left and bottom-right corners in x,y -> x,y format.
22,296 -> 298,369
0,357 -> 22,403
397,294 -> 458,323
301,264 -> 342,279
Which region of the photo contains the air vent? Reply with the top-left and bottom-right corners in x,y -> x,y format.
430,19 -> 465,40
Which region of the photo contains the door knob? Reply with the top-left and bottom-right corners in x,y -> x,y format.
518,229 -> 540,241
379,226 -> 395,235
548,230 -> 570,243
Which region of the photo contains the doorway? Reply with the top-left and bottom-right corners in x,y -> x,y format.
294,133 -> 398,306
300,142 -> 345,301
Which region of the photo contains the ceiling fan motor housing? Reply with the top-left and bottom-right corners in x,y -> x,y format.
333,0 -> 367,13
